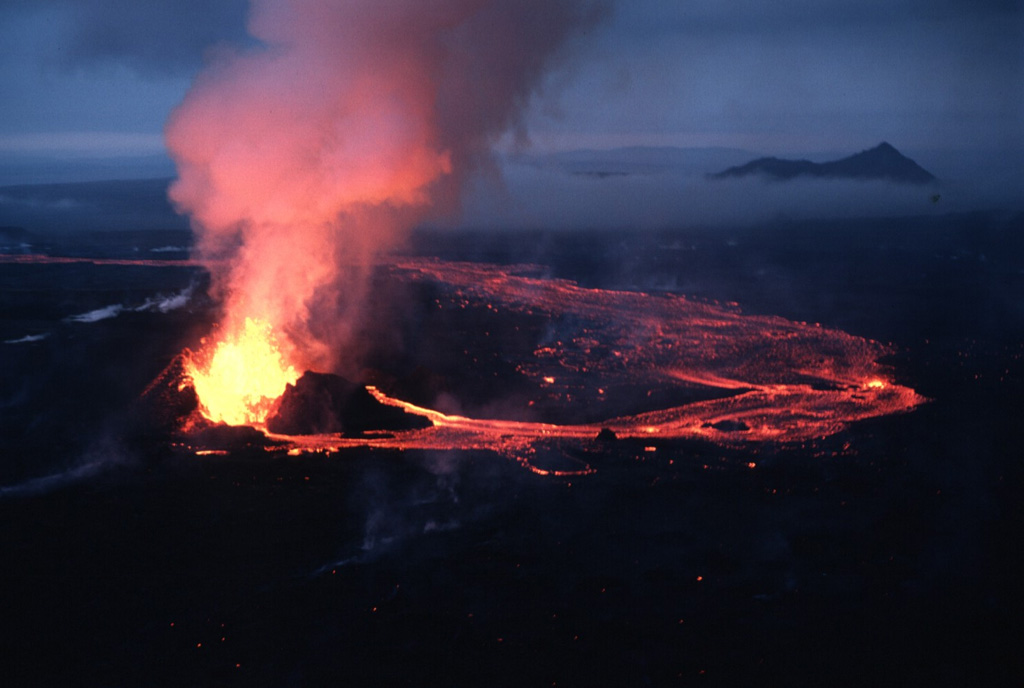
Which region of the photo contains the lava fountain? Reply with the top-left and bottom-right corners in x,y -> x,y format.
164,0 -> 601,420
183,318 -> 298,426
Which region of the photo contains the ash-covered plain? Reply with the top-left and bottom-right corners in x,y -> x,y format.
1,215 -> 1023,686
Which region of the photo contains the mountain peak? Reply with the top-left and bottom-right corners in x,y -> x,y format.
858,142 -> 903,160
711,142 -> 936,184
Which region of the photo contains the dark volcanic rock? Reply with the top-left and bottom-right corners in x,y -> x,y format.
703,419 -> 751,433
133,353 -> 199,435
711,142 -> 936,184
132,353 -> 278,451
188,422 -> 275,450
266,371 -> 432,436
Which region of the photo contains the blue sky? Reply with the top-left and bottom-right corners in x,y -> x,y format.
0,0 -> 1021,184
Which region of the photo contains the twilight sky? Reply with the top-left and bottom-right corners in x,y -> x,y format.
0,0 -> 1021,186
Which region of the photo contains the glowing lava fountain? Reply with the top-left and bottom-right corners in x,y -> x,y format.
184,317 -> 299,426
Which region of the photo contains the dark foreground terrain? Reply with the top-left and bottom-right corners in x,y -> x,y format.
1,213 -> 1022,686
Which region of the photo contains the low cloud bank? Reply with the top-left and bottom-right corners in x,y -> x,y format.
449,148 -> 1023,230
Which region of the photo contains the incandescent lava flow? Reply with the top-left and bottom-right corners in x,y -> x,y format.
173,258 -> 926,473
158,0 -> 924,471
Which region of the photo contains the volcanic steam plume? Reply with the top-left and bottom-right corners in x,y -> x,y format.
165,0 -> 601,425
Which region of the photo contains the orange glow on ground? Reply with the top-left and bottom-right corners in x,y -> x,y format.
176,260 -> 927,474
184,317 -> 299,426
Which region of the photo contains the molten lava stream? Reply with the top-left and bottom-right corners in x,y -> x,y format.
179,260 -> 925,470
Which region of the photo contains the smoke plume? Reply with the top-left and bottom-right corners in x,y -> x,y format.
166,0 -> 602,372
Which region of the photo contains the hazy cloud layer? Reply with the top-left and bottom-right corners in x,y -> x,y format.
452,149 -> 1021,230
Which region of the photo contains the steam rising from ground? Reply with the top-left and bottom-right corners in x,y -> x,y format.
166,0 -> 601,373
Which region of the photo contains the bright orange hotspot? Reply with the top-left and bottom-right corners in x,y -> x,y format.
185,317 -> 299,426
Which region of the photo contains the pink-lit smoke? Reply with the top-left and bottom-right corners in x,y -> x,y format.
166,0 -> 602,372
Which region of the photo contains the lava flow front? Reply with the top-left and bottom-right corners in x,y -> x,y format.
175,259 -> 926,472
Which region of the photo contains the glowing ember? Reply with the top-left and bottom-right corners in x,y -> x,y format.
184,318 -> 299,426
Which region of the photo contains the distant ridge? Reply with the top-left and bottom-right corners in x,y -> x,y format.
0,177 -> 186,232
710,142 -> 936,184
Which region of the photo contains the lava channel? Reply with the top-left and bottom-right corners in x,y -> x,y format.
175,259 -> 925,473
